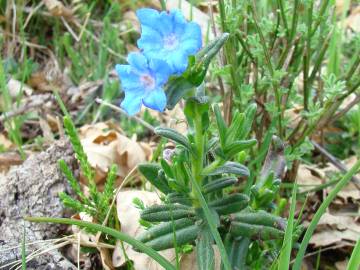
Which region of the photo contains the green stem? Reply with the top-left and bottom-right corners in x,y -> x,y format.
346,238 -> 360,270
25,217 -> 176,270
303,1 -> 313,111
159,0 -> 166,10
277,0 -> 289,36
189,104 -> 232,270
293,158 -> 360,270
278,183 -> 297,270
250,2 -> 283,138
193,113 -> 204,184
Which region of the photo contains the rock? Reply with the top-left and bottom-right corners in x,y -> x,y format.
0,140 -> 77,269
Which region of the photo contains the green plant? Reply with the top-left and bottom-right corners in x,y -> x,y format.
214,0 -> 359,180
129,33 -> 297,269
59,115 -> 118,242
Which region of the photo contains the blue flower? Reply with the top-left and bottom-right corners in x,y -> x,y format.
136,8 -> 202,74
116,52 -> 171,115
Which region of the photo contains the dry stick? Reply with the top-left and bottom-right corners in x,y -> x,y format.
0,31 -> 48,50
332,94 -> 360,121
0,94 -> 52,122
290,242 -> 353,264
311,140 -> 360,186
13,241 -> 72,270
95,98 -> 155,133
2,240 -> 71,270
23,1 -> 44,29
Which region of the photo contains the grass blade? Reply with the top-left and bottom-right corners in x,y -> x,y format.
293,158 -> 360,270
25,217 -> 176,270
346,238 -> 360,270
278,183 -> 297,269
22,222 -> 26,270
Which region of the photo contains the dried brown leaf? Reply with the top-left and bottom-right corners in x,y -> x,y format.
43,0 -> 73,18
79,123 -> 151,186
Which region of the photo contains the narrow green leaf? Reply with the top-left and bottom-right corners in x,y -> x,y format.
25,217 -> 176,270
223,139 -> 257,158
141,207 -> 195,222
196,225 -> 215,270
202,177 -> 237,194
230,222 -> 284,240
209,194 -> 249,215
232,210 -> 286,229
145,225 -> 199,251
238,103 -> 257,140
278,184 -> 297,270
137,218 -> 194,243
155,127 -> 194,154
204,161 -> 250,177
165,77 -> 195,110
213,104 -> 227,148
138,163 -> 172,194
21,222 -> 26,270
346,238 -> 360,270
226,111 -> 245,143
189,174 -> 232,270
230,237 -> 250,269
293,159 -> 360,270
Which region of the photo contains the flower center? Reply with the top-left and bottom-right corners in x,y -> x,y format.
163,34 -> 179,50
140,74 -> 156,90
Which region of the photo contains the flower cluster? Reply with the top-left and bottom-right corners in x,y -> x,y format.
116,8 -> 202,115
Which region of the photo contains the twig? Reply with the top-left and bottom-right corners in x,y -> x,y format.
0,94 -> 52,122
23,1 -> 44,29
311,140 -> 360,186
332,94 -> 360,122
290,242 -> 353,264
95,98 -> 155,133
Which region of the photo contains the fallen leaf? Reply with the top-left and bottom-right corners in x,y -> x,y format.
7,78 -> 33,97
43,0 -> 73,18
114,190 -> 175,270
296,164 -> 324,192
345,5 -> 360,32
0,133 -> 13,149
79,123 -> 151,186
309,213 -> 360,247
335,260 -> 348,270
322,156 -> 360,201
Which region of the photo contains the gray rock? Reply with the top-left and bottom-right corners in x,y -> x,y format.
0,140 -> 77,269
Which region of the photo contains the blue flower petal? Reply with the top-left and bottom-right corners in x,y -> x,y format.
172,10 -> 187,36
121,87 -> 145,115
115,64 -> 142,90
136,8 -> 170,36
127,53 -> 148,72
137,25 -> 163,52
149,58 -> 171,86
182,38 -> 202,55
136,8 -> 159,28
157,11 -> 174,35
167,50 -> 189,74
181,22 -> 202,49
143,87 -> 167,112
